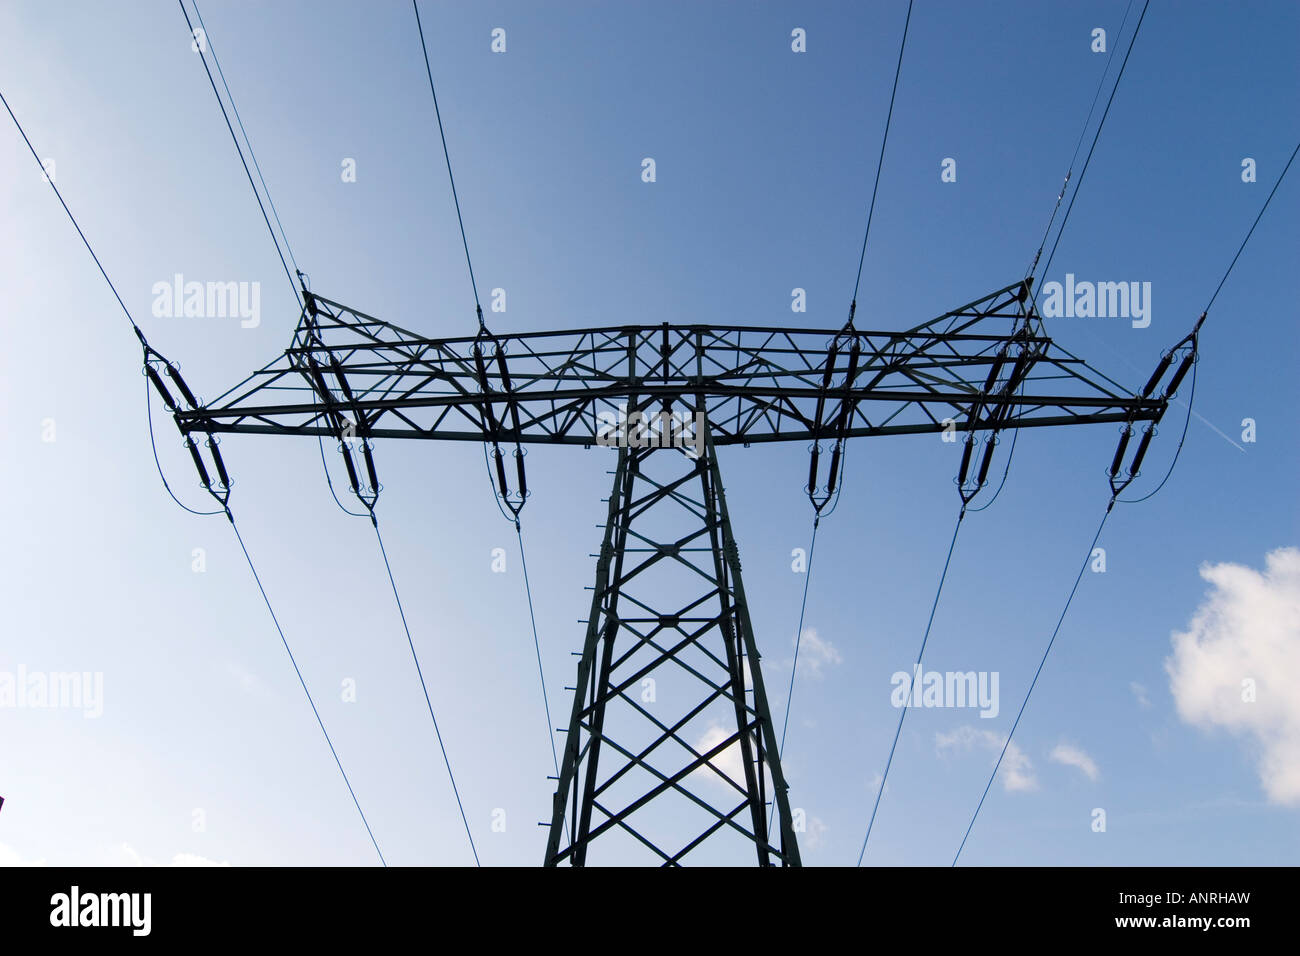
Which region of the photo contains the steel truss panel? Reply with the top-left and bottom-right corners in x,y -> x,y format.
545,437 -> 799,866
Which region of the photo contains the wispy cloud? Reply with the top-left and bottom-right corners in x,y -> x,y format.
0,842 -> 47,866
227,662 -> 268,697
120,843 -> 231,867
692,722 -> 749,791
1130,681 -> 1152,709
803,815 -> 829,850
1050,742 -> 1100,781
936,725 -> 1036,792
793,627 -> 842,679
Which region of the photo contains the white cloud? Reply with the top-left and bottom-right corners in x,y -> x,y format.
1050,742 -> 1100,781
1130,681 -> 1151,709
169,852 -> 231,867
1166,547 -> 1300,806
935,725 -> 1036,792
803,815 -> 829,850
227,662 -> 268,697
0,842 -> 47,866
120,843 -> 231,867
794,627 -> 842,679
692,722 -> 748,790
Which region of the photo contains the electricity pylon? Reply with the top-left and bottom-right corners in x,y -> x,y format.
147,277 -> 1180,865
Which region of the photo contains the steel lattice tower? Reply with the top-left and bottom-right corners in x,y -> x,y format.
545,436 -> 800,865
148,277 -> 1182,865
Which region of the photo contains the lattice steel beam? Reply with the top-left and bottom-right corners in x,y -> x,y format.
171,280 -> 1165,448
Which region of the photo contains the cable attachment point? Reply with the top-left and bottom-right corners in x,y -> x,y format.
145,345 -> 233,509
957,433 -> 1000,505
473,326 -> 529,519
956,336 -> 1033,507
1108,415 -> 1160,498
1111,321 -> 1201,499
807,332 -> 862,514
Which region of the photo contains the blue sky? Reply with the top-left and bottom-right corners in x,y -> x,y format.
1,0 -> 1296,867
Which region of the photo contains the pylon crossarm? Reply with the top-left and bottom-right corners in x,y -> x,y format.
172,282 -> 1164,448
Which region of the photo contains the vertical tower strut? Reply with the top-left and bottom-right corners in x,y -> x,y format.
545,434 -> 801,866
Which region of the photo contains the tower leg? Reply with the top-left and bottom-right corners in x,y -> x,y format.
545,436 -> 801,866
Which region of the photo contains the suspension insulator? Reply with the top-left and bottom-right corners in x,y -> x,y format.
145,366 -> 177,410
210,441 -> 231,489
515,448 -> 528,501
495,348 -> 513,391
976,436 -> 997,488
824,442 -> 842,496
807,443 -> 821,495
812,339 -> 841,437
1141,353 -> 1174,398
496,350 -> 524,436
829,349 -> 862,442
494,445 -> 512,500
340,444 -> 361,493
957,434 -> 975,487
304,290 -> 318,319
362,441 -> 379,494
185,435 -> 212,488
166,364 -> 201,409
1128,427 -> 1155,477
1109,426 -> 1132,478
306,357 -> 332,401
1163,350 -> 1196,399
472,343 -> 501,435
1002,349 -> 1032,398
981,353 -> 1007,396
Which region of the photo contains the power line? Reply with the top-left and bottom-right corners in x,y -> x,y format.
954,132 -> 1295,856
179,0 -> 488,864
849,0 -> 914,319
479,443 -> 570,845
766,513 -> 821,835
374,520 -> 481,865
181,3 -> 366,520
858,507 -> 966,865
190,0 -> 301,283
176,0 -> 300,305
317,434 -> 370,518
1035,0 -> 1150,296
516,525 -> 565,790
414,6 -> 555,814
991,0 -> 1141,494
1025,0 -> 1137,282
951,501 -> 1112,866
3,75 -> 388,867
1104,137 -> 1295,502
412,0 -> 483,320
0,89 -> 140,336
229,512 -> 388,865
145,374 -> 225,516
766,437 -> 855,836
181,2 -> 367,521
1204,139 -> 1300,314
